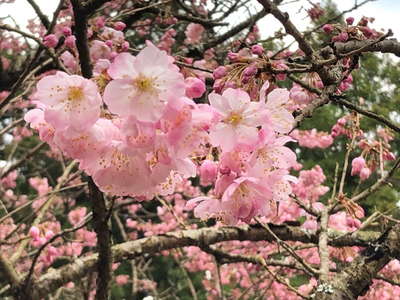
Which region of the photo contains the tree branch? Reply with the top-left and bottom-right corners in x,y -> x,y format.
313,224 -> 400,299
30,224 -> 382,299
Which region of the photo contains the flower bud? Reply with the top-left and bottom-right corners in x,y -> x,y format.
62,26 -> 72,36
322,24 -> 334,34
337,118 -> 346,126
199,160 -> 218,186
213,66 -> 227,79
227,51 -> 239,62
114,21 -> 126,31
360,167 -> 371,181
105,40 -> 113,47
29,226 -> 40,239
43,34 -> 58,48
45,230 -> 55,240
64,35 -> 76,48
243,65 -> 257,77
351,156 -> 366,175
346,17 -> 354,25
185,77 -> 206,98
251,44 -> 264,55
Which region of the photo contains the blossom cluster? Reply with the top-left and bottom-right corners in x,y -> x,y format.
25,41 -> 299,224
188,82 -> 297,224
25,42 -> 210,199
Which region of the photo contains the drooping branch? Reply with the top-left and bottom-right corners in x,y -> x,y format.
331,95 -> 400,134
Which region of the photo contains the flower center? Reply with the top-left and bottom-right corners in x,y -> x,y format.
226,112 -> 243,126
133,75 -> 155,93
67,86 -> 84,101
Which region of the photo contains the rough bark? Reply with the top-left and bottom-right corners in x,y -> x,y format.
29,224 -> 382,299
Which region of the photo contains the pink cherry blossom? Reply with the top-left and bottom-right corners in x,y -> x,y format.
185,23 -> 204,44
208,88 -> 267,152
260,82 -> 294,134
185,77 -> 206,98
103,42 -> 185,122
33,71 -> 102,131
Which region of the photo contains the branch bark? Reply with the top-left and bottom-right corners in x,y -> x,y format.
313,224 -> 400,299
30,224 -> 382,299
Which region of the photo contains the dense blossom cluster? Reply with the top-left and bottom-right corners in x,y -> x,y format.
25,42 -> 299,224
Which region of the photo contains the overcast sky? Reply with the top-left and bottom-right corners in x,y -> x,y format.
1,0 -> 399,40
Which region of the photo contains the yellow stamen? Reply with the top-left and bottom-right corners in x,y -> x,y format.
67,86 -> 84,101
226,112 -> 243,126
133,75 -> 155,93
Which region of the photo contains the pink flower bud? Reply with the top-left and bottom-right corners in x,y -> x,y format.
185,77 -> 206,98
243,65 -> 257,77
242,75 -> 251,84
251,44 -> 264,55
62,26 -> 72,36
322,24 -> 334,34
360,27 -> 374,38
213,66 -> 227,79
276,73 -> 287,81
224,81 -> 237,89
45,230 -> 55,240
219,166 -> 231,175
105,40 -> 113,48
29,226 -> 40,239
114,21 -> 126,31
358,17 -> 369,26
121,41 -> 129,51
359,167 -> 371,181
344,74 -> 353,84
199,159 -> 218,186
333,32 -> 348,42
351,156 -> 366,175
95,17 -> 105,28
43,34 -> 58,48
339,32 -> 349,42
227,51 -> 239,62
213,79 -> 224,93
337,118 -> 346,126
384,152 -> 396,161
47,245 -> 58,256
38,236 -> 47,246
64,35 -> 76,48
346,17 -> 354,25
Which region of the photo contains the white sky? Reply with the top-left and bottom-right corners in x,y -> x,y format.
0,0 -> 399,41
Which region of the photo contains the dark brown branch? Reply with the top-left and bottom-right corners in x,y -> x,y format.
313,224 -> 400,299
334,38 -> 400,58
331,96 -> 400,133
70,0 -> 93,78
88,178 -> 112,300
204,9 -> 268,50
81,0 -> 111,15
26,0 -> 50,29
257,0 -> 314,57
